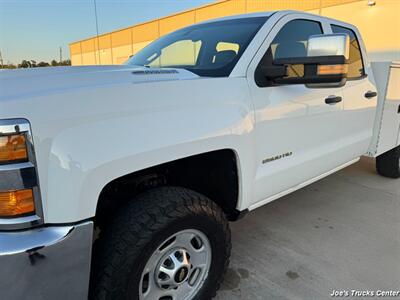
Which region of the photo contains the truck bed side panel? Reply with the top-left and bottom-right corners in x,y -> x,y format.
368,62 -> 400,156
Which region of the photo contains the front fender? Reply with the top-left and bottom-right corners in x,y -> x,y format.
24,78 -> 256,223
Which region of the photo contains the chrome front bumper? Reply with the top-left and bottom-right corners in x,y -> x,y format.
0,221 -> 93,300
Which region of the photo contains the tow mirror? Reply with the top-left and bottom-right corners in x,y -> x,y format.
263,34 -> 350,87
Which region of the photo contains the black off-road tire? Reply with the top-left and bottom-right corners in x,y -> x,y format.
90,186 -> 231,300
376,146 -> 400,178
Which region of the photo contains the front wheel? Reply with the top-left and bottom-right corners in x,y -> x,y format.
90,186 -> 231,300
376,146 -> 400,178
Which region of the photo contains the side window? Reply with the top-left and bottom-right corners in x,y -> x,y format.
270,19 -> 323,60
331,25 -> 365,79
256,19 -> 323,87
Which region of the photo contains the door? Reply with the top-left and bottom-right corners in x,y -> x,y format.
247,16 -> 348,207
330,24 -> 378,159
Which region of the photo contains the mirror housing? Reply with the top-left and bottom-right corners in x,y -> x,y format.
263,34 -> 350,87
307,34 -> 350,58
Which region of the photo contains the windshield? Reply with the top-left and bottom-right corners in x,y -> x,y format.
126,17 -> 268,77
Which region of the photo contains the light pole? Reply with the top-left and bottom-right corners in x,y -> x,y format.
93,0 -> 101,65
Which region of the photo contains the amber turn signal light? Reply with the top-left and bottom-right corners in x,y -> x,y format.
0,134 -> 28,164
317,64 -> 348,75
0,189 -> 35,217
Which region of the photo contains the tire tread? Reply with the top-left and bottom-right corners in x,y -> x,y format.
376,146 -> 400,179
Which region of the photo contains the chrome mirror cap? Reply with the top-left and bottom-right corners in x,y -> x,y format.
307,33 -> 350,59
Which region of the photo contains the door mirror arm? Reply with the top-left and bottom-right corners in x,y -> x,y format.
261,65 -> 287,79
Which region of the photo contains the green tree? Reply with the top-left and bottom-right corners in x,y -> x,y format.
18,60 -> 31,68
37,61 -> 50,67
13,58 -> 71,69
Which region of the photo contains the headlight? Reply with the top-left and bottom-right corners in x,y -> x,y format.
0,133 -> 29,164
0,119 -> 42,229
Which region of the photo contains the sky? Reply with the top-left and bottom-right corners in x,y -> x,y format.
0,0 -> 213,64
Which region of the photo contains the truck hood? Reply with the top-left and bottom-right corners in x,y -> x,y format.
0,65 -> 200,102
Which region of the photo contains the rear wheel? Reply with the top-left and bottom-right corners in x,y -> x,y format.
90,186 -> 231,300
376,146 -> 400,178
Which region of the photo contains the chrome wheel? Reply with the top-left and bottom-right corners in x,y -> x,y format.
139,229 -> 212,300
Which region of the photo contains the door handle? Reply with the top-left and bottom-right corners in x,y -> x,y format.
364,91 -> 377,99
325,95 -> 342,105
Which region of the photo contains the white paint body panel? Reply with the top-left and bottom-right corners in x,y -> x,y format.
0,11 -> 396,224
368,62 -> 400,156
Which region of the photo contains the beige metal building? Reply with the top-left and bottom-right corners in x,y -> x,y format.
69,0 -> 400,66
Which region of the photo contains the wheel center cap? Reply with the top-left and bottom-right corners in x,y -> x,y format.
175,267 -> 189,283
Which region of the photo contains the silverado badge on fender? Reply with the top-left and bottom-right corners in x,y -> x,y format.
263,152 -> 293,164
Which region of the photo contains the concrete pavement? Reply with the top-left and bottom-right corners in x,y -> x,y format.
216,157 -> 400,300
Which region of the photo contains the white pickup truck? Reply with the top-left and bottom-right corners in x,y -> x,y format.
0,10 -> 399,300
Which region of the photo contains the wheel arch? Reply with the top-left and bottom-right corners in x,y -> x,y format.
94,148 -> 243,228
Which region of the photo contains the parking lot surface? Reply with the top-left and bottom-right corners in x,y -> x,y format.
216,157 -> 400,300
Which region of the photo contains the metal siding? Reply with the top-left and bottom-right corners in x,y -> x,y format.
132,21 -> 159,43
81,51 -> 97,65
112,44 -> 133,64
195,0 -> 246,22
70,54 -> 82,66
98,34 -> 112,49
247,0 -> 320,12
159,11 -> 196,35
70,42 -> 82,55
99,48 -> 113,65
81,39 -> 96,53
111,28 -> 132,47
